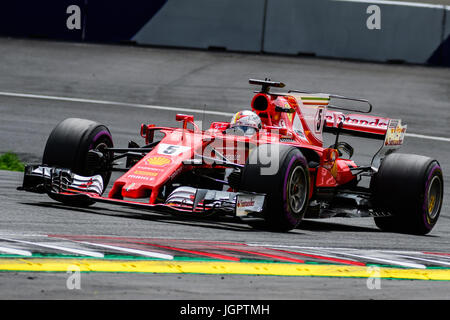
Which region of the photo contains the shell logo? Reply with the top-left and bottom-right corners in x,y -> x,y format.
146,156 -> 171,166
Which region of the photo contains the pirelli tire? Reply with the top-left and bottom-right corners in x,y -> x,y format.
42,118 -> 114,206
372,153 -> 443,235
240,144 -> 310,232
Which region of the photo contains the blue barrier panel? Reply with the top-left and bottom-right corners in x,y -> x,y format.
132,0 -> 266,52
263,0 -> 446,64
262,0 -> 324,56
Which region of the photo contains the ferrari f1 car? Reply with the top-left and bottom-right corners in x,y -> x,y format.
19,79 -> 444,234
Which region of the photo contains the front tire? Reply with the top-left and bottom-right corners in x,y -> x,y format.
372,153 -> 443,235
42,118 -> 113,205
240,144 -> 310,231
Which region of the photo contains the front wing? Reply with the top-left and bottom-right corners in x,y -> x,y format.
18,165 -> 266,220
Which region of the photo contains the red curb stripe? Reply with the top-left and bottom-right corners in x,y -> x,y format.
269,248 -> 366,266
134,242 -> 241,262
214,246 -> 305,263
50,234 -> 240,261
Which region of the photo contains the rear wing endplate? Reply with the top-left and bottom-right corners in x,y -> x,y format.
371,119 -> 407,168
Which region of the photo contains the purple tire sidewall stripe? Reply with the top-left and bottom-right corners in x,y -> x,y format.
422,164 -> 442,230
89,129 -> 113,150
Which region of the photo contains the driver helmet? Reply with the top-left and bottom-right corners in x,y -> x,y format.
229,110 -> 262,136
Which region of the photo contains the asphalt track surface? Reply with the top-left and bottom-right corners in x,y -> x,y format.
0,38 -> 449,300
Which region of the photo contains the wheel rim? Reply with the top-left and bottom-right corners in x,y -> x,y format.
427,175 -> 442,220
85,138 -> 112,185
287,166 -> 307,214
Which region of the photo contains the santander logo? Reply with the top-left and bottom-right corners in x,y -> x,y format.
325,113 -> 388,129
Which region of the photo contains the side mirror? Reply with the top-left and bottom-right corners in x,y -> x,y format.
176,114 -> 195,130
176,114 -> 194,122
140,123 -> 155,145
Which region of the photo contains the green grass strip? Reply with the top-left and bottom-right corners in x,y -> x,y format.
0,152 -> 25,172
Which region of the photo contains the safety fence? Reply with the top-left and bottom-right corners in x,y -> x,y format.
0,0 -> 448,66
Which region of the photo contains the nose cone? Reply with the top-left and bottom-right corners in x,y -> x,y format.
121,182 -> 151,199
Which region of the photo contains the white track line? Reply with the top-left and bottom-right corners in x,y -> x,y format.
422,252 -> 450,261
0,91 -> 235,117
328,251 -> 426,269
1,90 -> 448,142
395,254 -> 450,267
79,241 -> 174,260
405,133 -> 450,142
247,243 -> 427,268
271,247 -> 360,262
0,237 -> 104,258
0,246 -> 32,256
285,247 -> 427,269
246,243 -> 363,251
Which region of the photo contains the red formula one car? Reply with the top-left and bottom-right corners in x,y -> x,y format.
19,79 -> 444,234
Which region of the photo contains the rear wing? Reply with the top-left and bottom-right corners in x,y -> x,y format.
286,88 -> 405,143
288,89 -> 387,140
249,80 -> 407,166
324,111 -> 389,140
249,79 -> 405,139
307,91 -> 407,168
324,110 -> 408,168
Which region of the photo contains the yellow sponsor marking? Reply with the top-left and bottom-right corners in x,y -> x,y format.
146,156 -> 171,166
0,259 -> 450,280
133,170 -> 159,177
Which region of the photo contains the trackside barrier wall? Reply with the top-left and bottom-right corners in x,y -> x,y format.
446,7 -> 450,65
429,6 -> 450,66
0,1 -> 167,42
0,1 -> 85,41
263,0 -> 447,64
131,0 -> 265,52
0,0 -> 448,66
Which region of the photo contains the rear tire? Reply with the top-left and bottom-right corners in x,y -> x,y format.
372,153 -> 443,235
240,144 -> 310,231
42,118 -> 113,206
